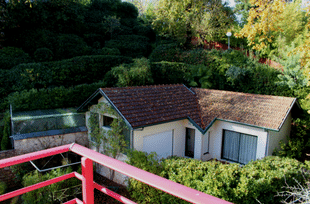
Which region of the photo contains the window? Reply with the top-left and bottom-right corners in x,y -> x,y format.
222,130 -> 257,164
185,128 -> 195,158
102,115 -> 114,128
203,131 -> 210,155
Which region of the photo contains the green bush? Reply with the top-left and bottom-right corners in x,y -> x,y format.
22,167 -> 81,204
83,33 -> 105,46
1,111 -> 11,150
127,151 -> 309,204
105,35 -> 151,58
0,47 -> 33,70
7,55 -> 133,92
274,118 -> 310,161
0,181 -> 7,195
5,81 -> 107,111
111,57 -> 153,87
116,2 -> 138,19
150,61 -> 190,84
133,25 -> 156,41
149,43 -> 181,63
101,47 -> 121,55
34,48 -> 53,62
51,34 -> 91,60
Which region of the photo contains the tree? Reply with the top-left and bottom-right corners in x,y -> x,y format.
234,0 -> 253,26
88,102 -> 128,181
235,0 -> 286,56
152,0 -> 236,47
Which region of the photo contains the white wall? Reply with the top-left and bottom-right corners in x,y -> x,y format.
134,120 -> 187,157
201,120 -> 268,162
267,113 -> 291,156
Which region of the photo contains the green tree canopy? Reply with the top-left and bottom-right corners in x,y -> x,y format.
152,0 -> 236,47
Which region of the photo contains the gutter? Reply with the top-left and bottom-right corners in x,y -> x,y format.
277,98 -> 297,131
77,89 -> 101,112
132,116 -> 278,135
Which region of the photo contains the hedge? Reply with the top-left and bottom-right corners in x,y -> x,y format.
150,61 -> 190,85
1,111 -> 11,150
6,55 -> 132,93
0,47 -> 33,70
105,35 -> 151,58
127,151 -> 309,204
5,81 -> 107,112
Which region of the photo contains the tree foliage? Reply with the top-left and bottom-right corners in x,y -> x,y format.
152,0 -> 236,47
236,0 -> 286,55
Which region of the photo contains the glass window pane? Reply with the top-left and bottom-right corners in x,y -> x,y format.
222,130 -> 240,162
239,134 -> 257,164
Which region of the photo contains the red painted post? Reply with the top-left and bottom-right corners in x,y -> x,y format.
82,157 -> 94,204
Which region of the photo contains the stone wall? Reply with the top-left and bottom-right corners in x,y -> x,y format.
0,149 -> 18,189
14,131 -> 89,155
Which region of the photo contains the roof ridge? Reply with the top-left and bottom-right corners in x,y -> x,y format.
191,87 -> 296,99
101,84 -> 184,90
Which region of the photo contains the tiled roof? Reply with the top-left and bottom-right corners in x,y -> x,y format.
192,88 -> 296,130
101,85 -> 204,128
97,85 -> 296,131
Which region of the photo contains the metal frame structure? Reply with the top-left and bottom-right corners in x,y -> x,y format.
0,143 -> 232,204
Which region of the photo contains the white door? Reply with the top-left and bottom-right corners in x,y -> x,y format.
143,130 -> 173,159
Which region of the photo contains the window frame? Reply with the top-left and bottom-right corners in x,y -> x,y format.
221,129 -> 258,165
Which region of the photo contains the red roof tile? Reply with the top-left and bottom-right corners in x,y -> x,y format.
192,88 -> 296,130
101,85 -> 203,128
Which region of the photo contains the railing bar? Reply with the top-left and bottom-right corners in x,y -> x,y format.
74,172 -> 84,181
70,144 -> 232,204
0,172 -> 76,201
75,198 -> 83,204
93,182 -> 137,204
0,144 -> 71,168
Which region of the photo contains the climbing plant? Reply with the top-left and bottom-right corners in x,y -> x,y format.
88,102 -> 128,181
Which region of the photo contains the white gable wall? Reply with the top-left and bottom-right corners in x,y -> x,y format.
267,112 -> 291,156
201,120 -> 268,162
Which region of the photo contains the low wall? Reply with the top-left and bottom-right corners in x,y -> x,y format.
11,127 -> 88,155
0,127 -> 89,190
0,149 -> 18,189
13,128 -> 89,155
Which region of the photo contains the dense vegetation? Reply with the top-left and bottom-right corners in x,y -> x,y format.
127,150 -> 310,204
0,0 -> 310,202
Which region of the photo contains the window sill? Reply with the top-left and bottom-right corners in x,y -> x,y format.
102,126 -> 112,131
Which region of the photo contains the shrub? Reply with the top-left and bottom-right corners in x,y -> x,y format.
22,167 -> 81,204
105,35 -> 151,58
0,181 -> 7,195
83,33 -> 105,46
51,34 -> 91,60
133,25 -> 156,41
274,118 -> 310,161
150,61 -> 190,84
116,2 -> 139,19
101,47 -> 121,55
7,55 -> 133,92
1,111 -> 11,150
127,152 -> 309,204
149,43 -> 181,63
34,48 -> 53,62
0,47 -> 33,70
6,81 -> 107,111
111,57 -> 153,87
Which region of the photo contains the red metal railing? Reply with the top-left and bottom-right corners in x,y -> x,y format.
0,143 -> 232,204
